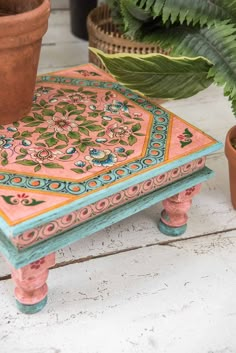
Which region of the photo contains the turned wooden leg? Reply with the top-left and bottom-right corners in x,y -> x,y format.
10,253 -> 55,314
158,184 -> 201,236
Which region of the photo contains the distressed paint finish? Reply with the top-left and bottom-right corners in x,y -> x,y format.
0,64 -> 221,248
10,253 -> 55,313
159,184 -> 202,236
13,157 -> 206,249
0,64 -> 222,313
0,167 -> 214,270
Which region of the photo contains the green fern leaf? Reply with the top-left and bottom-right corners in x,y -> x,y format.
139,21 -> 236,105
134,0 -> 236,26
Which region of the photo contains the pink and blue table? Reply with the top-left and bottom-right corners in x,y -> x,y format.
0,64 -> 222,313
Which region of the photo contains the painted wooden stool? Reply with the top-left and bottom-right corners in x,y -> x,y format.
0,64 -> 222,314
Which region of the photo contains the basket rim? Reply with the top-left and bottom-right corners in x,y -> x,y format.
87,4 -> 162,49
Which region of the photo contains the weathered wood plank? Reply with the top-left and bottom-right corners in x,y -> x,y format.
0,231 -> 236,353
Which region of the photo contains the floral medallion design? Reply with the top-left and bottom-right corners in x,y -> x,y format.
1,193 -> 45,207
0,82 -> 150,177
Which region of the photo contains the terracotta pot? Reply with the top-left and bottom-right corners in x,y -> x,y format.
225,125 -> 236,209
0,0 -> 50,125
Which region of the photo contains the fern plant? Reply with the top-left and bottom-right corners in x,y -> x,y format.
92,0 -> 236,115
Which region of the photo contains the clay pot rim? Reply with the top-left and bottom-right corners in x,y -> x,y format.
225,125 -> 236,159
0,0 -> 50,35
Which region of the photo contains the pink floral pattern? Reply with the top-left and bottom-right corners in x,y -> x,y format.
28,147 -> 63,164
47,115 -> 77,132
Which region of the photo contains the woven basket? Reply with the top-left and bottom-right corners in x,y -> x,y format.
87,4 -> 169,70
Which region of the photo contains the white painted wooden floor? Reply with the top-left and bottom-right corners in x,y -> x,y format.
0,9 -> 236,353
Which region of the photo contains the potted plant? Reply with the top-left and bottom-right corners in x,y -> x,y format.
91,0 -> 236,208
0,0 -> 50,125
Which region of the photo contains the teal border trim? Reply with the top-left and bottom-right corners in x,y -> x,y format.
0,167 -> 214,268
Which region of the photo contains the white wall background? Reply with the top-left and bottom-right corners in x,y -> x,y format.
51,0 -> 69,9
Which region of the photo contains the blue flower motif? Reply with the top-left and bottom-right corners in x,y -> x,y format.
114,147 -> 125,153
67,147 -> 76,154
85,148 -> 117,167
22,139 -> 32,146
0,135 -> 13,149
7,127 -> 18,132
102,116 -> 112,121
104,100 -> 129,114
95,138 -> 107,143
0,135 -> 14,150
74,161 -> 86,167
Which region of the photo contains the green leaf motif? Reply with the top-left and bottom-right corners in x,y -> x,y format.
45,137 -> 58,147
56,132 -> 69,143
38,132 -> 54,140
16,160 -> 38,166
79,127 -> 89,136
59,155 -> 73,160
68,131 -> 81,140
128,135 -> 137,146
1,151 -> 8,159
0,195 -> 15,205
42,109 -> 55,117
97,131 -> 106,137
35,127 -> 47,134
25,122 -> 42,127
132,123 -> 141,132
126,149 -> 134,156
22,116 -> 35,123
34,164 -> 41,172
78,143 -> 87,153
55,144 -> 67,149
1,159 -> 8,166
71,168 -> 85,174
40,99 -> 47,106
28,199 -> 45,206
184,128 -> 193,138
180,140 -> 192,148
55,106 -> 66,116
16,155 -> 26,160
109,139 -> 120,144
21,131 -> 32,138
20,148 -> 28,154
43,163 -> 64,169
66,104 -> 77,112
0,195 -> 45,206
87,125 -> 103,131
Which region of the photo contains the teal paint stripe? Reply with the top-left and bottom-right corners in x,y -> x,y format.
0,167 -> 214,268
6,142 -> 222,237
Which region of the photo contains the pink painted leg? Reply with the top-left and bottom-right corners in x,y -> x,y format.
158,184 -> 201,236
10,253 -> 55,314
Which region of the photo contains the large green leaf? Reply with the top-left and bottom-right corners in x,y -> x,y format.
91,48 -> 213,99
